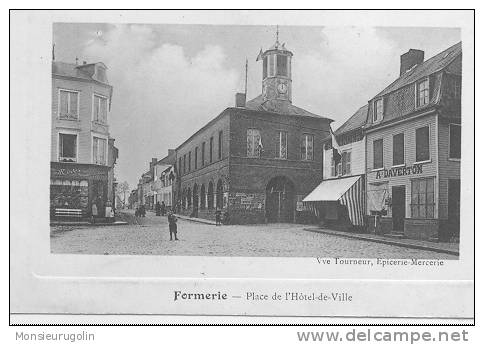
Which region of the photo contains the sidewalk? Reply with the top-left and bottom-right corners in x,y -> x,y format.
304,228 -> 459,256
174,214 -> 217,225
50,220 -> 128,226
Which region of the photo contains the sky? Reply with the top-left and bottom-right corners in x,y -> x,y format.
53,23 -> 460,188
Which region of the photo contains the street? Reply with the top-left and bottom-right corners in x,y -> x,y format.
50,211 -> 456,259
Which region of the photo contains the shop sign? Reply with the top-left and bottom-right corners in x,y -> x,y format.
375,163 -> 423,180
53,168 -> 82,176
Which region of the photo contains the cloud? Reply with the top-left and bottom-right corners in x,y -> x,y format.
82,25 -> 239,186
293,27 -> 399,126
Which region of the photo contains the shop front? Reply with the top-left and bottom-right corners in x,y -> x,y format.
50,162 -> 110,219
303,175 -> 365,230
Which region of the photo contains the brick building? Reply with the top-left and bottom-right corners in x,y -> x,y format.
50,60 -> 118,218
174,37 -> 332,224
365,42 -> 461,241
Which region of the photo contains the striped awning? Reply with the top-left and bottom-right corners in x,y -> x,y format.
303,175 -> 365,226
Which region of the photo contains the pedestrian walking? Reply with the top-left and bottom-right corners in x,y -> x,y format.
167,212 -> 178,240
161,201 -> 166,216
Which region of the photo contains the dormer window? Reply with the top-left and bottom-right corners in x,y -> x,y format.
373,98 -> 384,122
417,78 -> 429,107
95,65 -> 107,83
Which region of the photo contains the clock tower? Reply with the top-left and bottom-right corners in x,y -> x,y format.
257,29 -> 293,103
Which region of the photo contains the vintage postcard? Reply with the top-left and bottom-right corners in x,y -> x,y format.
9,10 -> 474,324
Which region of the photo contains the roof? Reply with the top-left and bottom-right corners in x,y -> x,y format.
334,104 -> 368,136
303,175 -> 361,202
245,94 -> 332,120
374,41 -> 461,98
52,61 -> 110,85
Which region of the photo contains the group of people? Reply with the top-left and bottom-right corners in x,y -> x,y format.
91,197 -> 115,223
134,204 -> 146,217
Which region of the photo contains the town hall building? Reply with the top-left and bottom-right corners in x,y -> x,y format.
173,35 -> 333,224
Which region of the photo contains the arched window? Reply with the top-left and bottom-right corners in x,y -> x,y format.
216,179 -> 223,209
200,184 -> 206,209
207,181 -> 214,210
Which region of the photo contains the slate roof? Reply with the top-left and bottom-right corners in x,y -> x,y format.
245,94 -> 332,120
334,104 -> 368,136
374,41 -> 461,98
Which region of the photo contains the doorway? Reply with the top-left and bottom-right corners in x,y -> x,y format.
265,176 -> 295,223
392,185 -> 406,233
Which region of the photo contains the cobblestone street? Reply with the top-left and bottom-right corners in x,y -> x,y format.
50,211 -> 457,259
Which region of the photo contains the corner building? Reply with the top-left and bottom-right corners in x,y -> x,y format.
174,37 -> 332,224
50,61 -> 117,218
365,43 -> 461,241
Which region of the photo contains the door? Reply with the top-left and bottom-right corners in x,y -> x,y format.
265,176 -> 295,223
392,185 -> 406,233
448,179 -> 461,239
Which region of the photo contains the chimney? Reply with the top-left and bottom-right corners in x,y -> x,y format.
400,49 -> 424,76
235,93 -> 246,108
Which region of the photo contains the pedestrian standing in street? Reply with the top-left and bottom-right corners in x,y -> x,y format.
91,202 -> 98,224
168,212 -> 178,241
161,201 -> 166,216
215,209 -> 222,226
155,201 -> 161,216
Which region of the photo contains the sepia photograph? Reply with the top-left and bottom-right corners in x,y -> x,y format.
50,22 -> 462,259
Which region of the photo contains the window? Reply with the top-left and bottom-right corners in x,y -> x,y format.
209,137 -> 214,163
373,99 -> 383,122
93,94 -> 108,123
331,157 -> 338,177
178,157 -> 182,176
393,133 -> 405,166
300,134 -> 314,160
373,139 -> 383,169
96,66 -> 107,82
452,78 -> 461,99
417,79 -> 429,107
269,55 -> 275,76
263,56 -> 268,79
183,154 -> 186,174
218,131 -> 223,160
277,55 -> 288,77
276,131 -> 288,159
201,142 -> 206,166
188,151 -> 191,172
449,124 -> 461,159
93,137 -> 107,165
341,151 -> 351,176
415,126 -> 430,162
194,147 -> 199,169
247,129 -> 261,157
58,133 -> 77,162
411,177 -> 435,218
59,90 -> 79,119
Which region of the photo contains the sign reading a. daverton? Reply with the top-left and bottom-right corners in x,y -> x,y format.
375,163 -> 423,179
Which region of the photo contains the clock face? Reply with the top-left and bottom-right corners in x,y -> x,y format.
277,82 -> 287,94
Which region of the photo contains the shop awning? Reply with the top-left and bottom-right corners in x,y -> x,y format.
303,176 -> 365,226
303,176 -> 361,202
